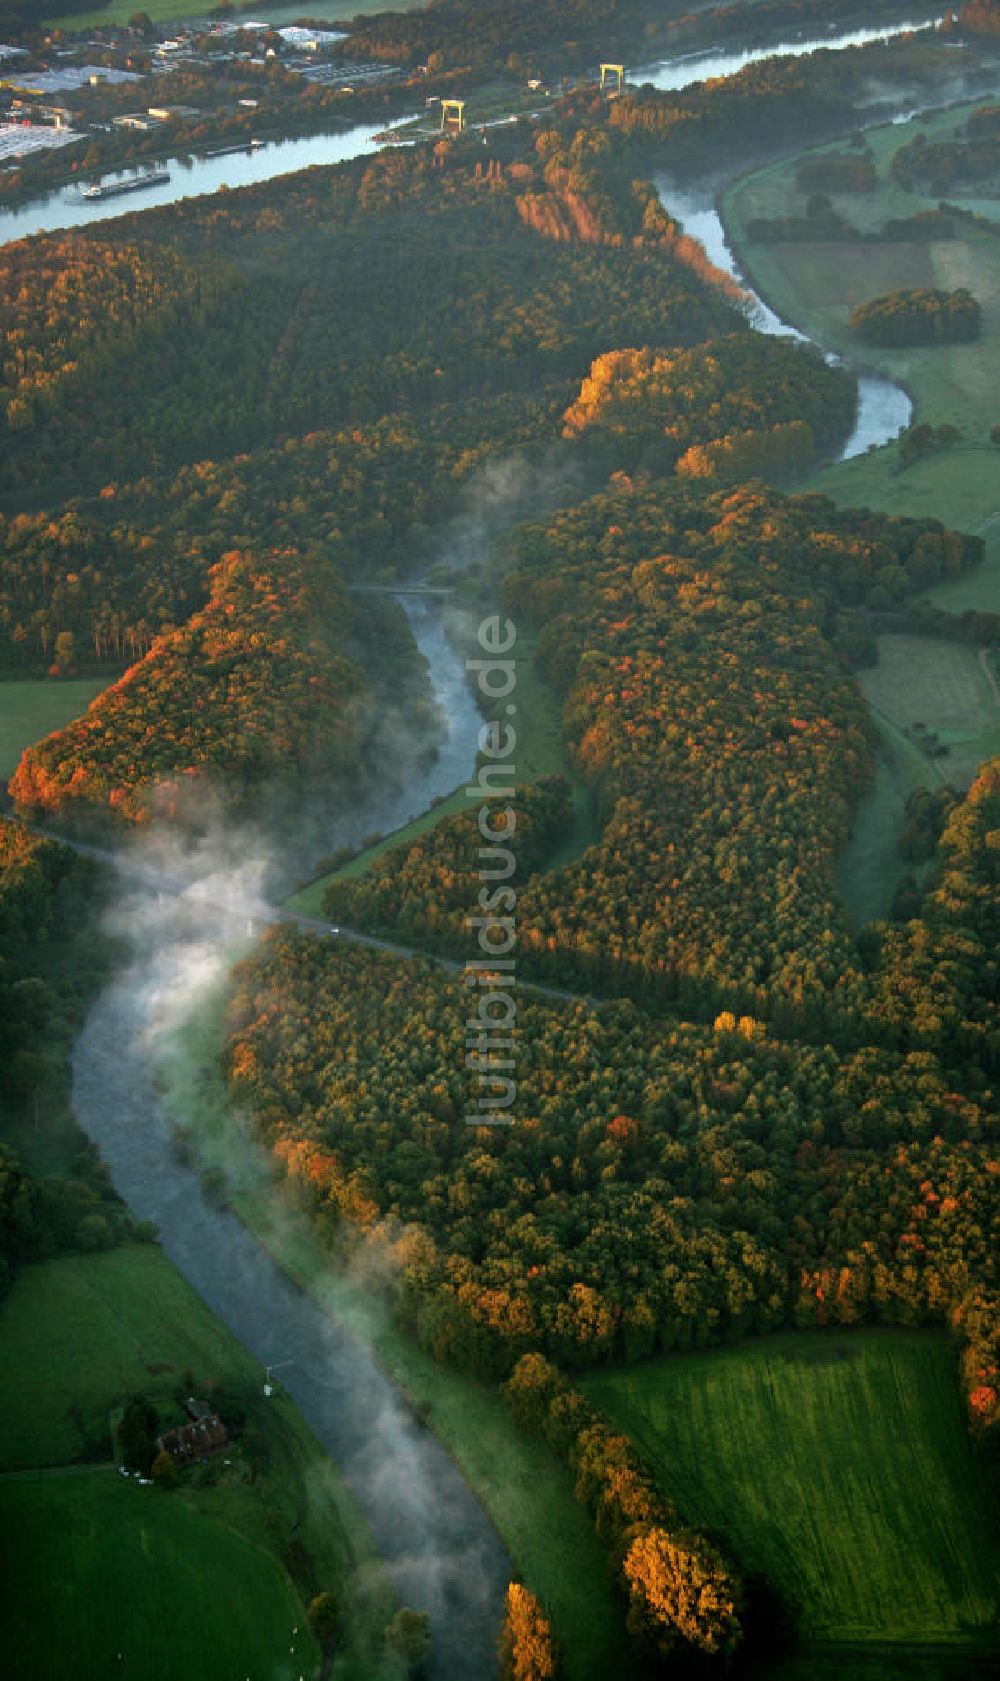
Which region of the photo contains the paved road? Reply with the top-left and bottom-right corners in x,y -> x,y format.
2,808 -> 596,1012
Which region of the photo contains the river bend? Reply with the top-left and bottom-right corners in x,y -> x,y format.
54,13 -> 939,1672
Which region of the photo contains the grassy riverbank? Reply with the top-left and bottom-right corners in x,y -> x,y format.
159,995 -> 630,1681
721,100 -> 1000,919
0,1245 -> 396,1678
286,626 -> 597,917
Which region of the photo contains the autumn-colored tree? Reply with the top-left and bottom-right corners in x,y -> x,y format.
623,1525 -> 742,1656
499,1584 -> 560,1680
52,631 -> 76,676
503,1354 -> 565,1434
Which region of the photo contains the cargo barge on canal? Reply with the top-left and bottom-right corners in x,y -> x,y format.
82,167 -> 170,200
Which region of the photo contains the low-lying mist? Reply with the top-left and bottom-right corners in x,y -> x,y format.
73,816 -> 511,1678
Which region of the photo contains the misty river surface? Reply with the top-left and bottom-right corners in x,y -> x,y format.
72,979 -> 511,1679
50,13 -> 939,1670
325,595 -> 483,854
67,595 -> 499,1677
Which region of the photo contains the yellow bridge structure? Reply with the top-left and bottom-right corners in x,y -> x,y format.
440,99 -> 466,132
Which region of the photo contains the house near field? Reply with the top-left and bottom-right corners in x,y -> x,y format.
155,1397 -> 228,1463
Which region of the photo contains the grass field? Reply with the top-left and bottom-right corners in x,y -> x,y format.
286,627 -> 598,916
0,1245 -> 277,1470
859,634 -> 1000,786
0,1245 -> 396,1677
0,1472 -> 319,1681
0,676 -> 108,780
160,1000 -> 630,1681
47,0 -> 428,33
838,633 -> 1000,923
583,1331 -> 1000,1657
722,102 -> 1000,918
836,709 -> 940,926
723,99 -> 1000,546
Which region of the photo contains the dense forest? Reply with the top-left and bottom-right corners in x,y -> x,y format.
225,924 -> 1000,1428
0,405 -> 558,672
9,548 -> 387,825
326,479 -> 980,1034
0,123 -> 864,829
0,131 -> 744,820
606,29 -> 951,170
0,141 -> 736,500
0,239 -> 215,441
0,824 -> 138,1292
5,20 -> 1000,1670
560,335 -> 854,477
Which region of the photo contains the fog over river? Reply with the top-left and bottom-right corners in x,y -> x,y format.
48,12 -> 952,1672
73,948 -> 511,1679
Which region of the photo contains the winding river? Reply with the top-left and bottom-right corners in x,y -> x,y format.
69,594 -> 493,1678
11,10 -> 940,1674
325,595 -> 483,855
72,973 -> 510,1680
653,180 -> 914,457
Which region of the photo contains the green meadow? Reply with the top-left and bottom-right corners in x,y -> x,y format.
859,634 -> 1000,787
0,1472 -> 319,1681
46,0 -> 428,34
835,707 -> 941,926
0,677 -> 107,780
724,100 -> 1000,566
0,1245 -> 268,1470
584,1331 -> 1000,1657
722,102 -> 1000,920
0,1246 -> 396,1678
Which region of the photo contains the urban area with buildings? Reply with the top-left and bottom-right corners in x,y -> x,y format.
0,16 -> 403,169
